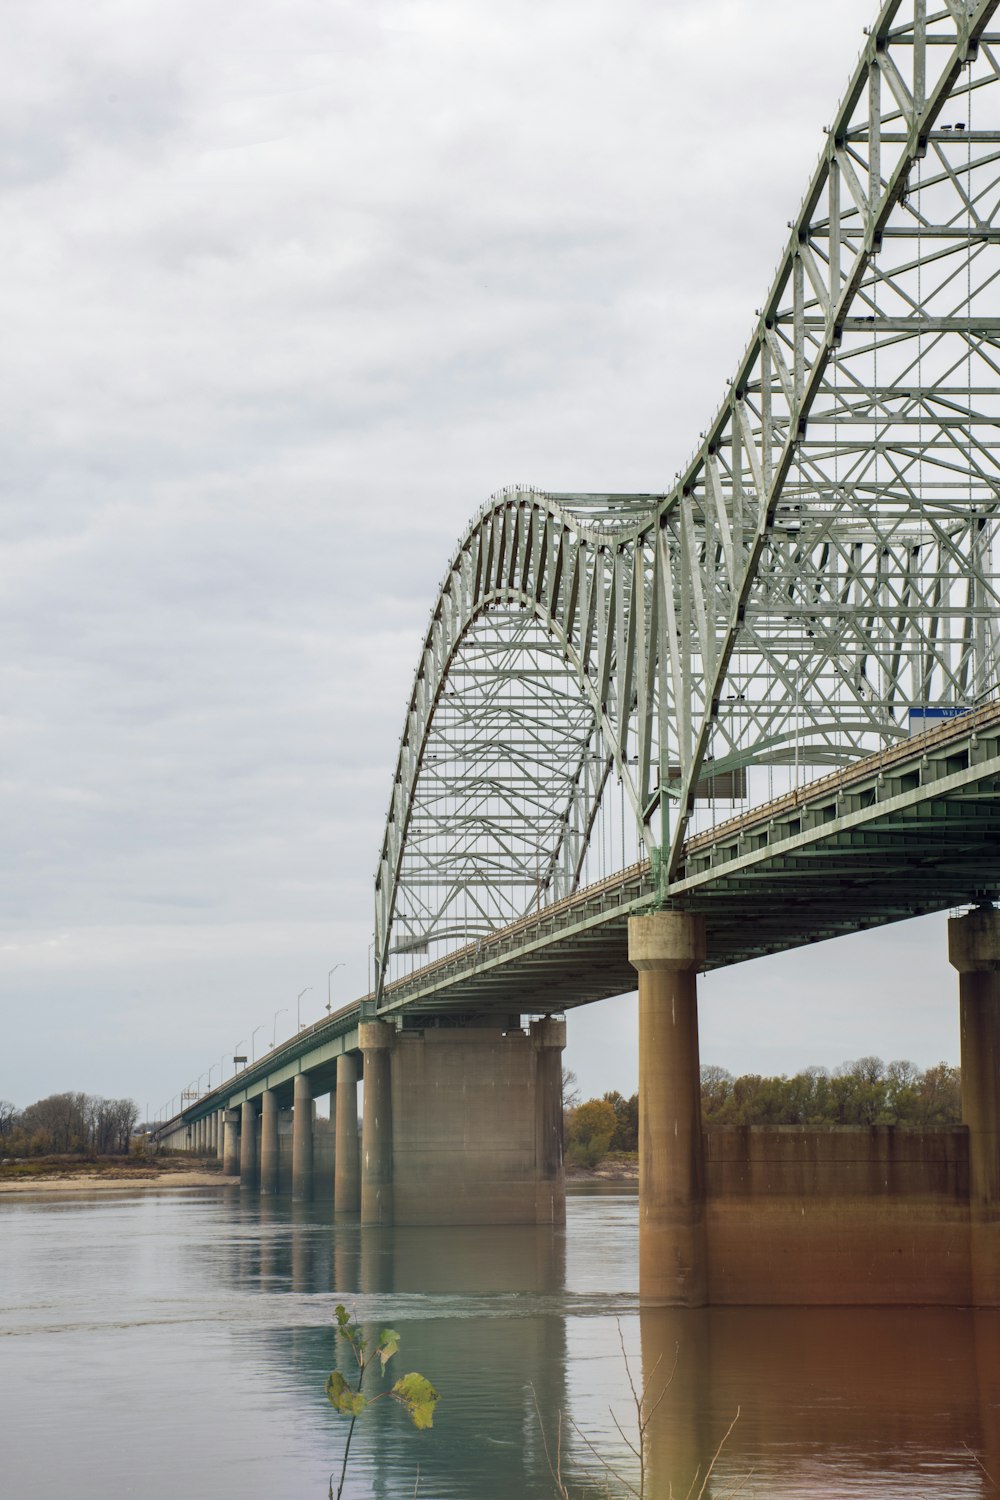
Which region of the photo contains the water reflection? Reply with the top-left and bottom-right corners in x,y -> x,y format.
1,1186 -> 997,1498
640,1305 -> 1000,1498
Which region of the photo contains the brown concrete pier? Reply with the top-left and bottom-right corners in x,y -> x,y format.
629,910 -> 708,1307
223,1109 -> 240,1176
291,1073 -> 314,1201
360,1022 -> 394,1226
356,1019 -> 567,1227
950,906 -> 1000,1307
335,1054 -> 360,1213
260,1089 -> 279,1195
239,1100 -> 258,1188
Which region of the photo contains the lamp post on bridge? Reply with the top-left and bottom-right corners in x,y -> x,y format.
251,1026 -> 264,1061
271,1008 -> 287,1048
327,964 -> 344,1013
297,987 -> 312,1032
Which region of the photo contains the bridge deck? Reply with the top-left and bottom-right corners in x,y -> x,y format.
167,701 -> 1000,1128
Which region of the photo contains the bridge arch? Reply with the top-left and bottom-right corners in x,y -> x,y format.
376,0 -> 1000,989
374,490 -> 660,984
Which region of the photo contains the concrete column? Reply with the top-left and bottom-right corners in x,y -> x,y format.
223,1109 -> 240,1176
260,1089 -> 280,1195
360,1023 -> 394,1226
216,1110 -> 225,1160
531,1018 -> 566,1225
239,1100 -> 258,1188
335,1053 -> 360,1215
949,907 -> 1000,1306
197,1118 -> 205,1154
629,910 -> 708,1307
292,1073 -> 314,1201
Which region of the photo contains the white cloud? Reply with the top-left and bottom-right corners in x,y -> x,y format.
3,0 -> 929,1114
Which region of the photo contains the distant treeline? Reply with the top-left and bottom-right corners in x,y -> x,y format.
564,1058 -> 962,1167
0,1092 -> 140,1158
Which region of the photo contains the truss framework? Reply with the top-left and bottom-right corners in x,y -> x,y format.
375,0 -> 1000,993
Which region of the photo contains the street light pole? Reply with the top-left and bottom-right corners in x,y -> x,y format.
297,986 -> 312,1031
327,964 -> 344,1013
271,1007 -> 287,1047
252,1025 -> 264,1061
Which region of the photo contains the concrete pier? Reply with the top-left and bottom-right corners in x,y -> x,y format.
216,1110 -> 225,1160
223,1109 -> 240,1176
532,1018 -> 566,1225
629,910 -> 708,1307
260,1089 -> 279,1195
239,1100 -> 258,1188
335,1054 -> 360,1214
365,1021 -> 568,1226
292,1073 -> 314,1201
949,906 -> 1000,1307
360,1022 -> 394,1226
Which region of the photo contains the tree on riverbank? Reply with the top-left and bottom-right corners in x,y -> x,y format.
565,1058 -> 962,1167
1,1092 -> 139,1158
700,1057 -> 961,1129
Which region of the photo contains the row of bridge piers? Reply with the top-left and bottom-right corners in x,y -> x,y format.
178,1017 -> 566,1226
171,906 -> 999,1307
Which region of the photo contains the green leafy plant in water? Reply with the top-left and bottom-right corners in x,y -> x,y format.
326,1304 -> 439,1499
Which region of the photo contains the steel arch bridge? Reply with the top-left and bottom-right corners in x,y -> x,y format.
375,0 -> 1000,998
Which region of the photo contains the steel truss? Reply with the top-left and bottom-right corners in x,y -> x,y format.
375,0 -> 1000,993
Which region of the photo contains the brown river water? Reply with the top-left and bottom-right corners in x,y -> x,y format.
1,1182 -> 997,1498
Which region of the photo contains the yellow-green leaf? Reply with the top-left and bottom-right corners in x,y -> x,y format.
377,1329 -> 400,1371
391,1371 -> 439,1430
326,1371 -> 368,1418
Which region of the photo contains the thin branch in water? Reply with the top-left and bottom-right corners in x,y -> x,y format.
531,1384 -> 571,1500
963,1441 -> 997,1490
688,1406 -> 741,1500
565,1412 -> 641,1497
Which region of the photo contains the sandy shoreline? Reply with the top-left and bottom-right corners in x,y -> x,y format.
1,1157 -> 638,1195
0,1170 -> 239,1195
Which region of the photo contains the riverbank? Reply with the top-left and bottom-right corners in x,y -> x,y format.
566,1152 -> 638,1182
0,1155 -> 236,1193
1,1152 -> 639,1193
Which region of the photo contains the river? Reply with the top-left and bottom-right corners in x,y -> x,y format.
1,1183 -> 997,1498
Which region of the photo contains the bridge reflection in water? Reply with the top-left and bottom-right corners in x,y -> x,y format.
196,1190 -> 998,1499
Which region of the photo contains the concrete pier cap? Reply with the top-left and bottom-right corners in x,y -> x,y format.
359,1020 -> 395,1051
949,904 -> 1000,972
628,909 -> 707,972
530,1017 -> 566,1050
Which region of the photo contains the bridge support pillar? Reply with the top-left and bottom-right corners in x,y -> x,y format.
335,1054 -> 360,1214
629,910 -> 708,1307
216,1110 -> 224,1160
532,1018 -> 567,1225
260,1090 -> 279,1195
292,1074 -> 314,1201
360,1024 -> 395,1226
239,1100 -> 258,1189
949,906 -> 1000,1307
362,1020 -> 566,1226
223,1109 -> 240,1176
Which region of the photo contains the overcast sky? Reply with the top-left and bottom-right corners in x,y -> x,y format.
2,0 -> 965,1121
